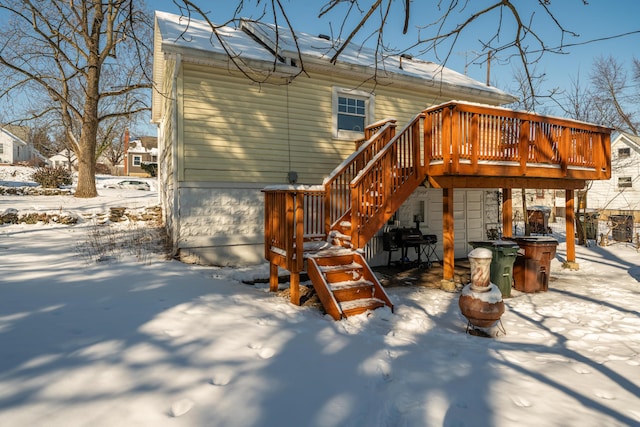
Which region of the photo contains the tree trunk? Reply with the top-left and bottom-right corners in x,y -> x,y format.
74,48 -> 101,198
75,136 -> 98,198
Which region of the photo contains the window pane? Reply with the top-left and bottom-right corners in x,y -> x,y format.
338,114 -> 365,132
337,95 -> 366,132
618,176 -> 632,188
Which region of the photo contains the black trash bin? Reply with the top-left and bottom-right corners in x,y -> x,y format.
527,206 -> 551,235
576,211 -> 599,241
469,240 -> 520,298
610,215 -> 633,242
509,236 -> 558,293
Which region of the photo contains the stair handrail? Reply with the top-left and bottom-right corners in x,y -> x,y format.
349,112 -> 425,248
322,119 -> 397,234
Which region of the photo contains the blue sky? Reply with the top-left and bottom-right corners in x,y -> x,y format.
152,0 -> 640,114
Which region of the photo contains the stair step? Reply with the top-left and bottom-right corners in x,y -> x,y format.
329,278 -> 373,290
331,279 -> 374,302
324,268 -> 363,283
340,298 -> 387,317
317,260 -> 361,271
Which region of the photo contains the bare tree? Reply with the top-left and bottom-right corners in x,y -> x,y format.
0,0 -> 152,197
173,0 -> 589,95
101,122 -> 128,173
552,57 -> 640,245
590,55 -> 639,134
552,71 -> 599,123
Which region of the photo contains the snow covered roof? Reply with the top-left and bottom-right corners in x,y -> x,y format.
0,127 -> 28,146
614,132 -> 640,153
154,11 -> 516,103
49,149 -> 77,162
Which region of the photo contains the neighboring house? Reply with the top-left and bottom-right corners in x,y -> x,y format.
125,136 -> 157,177
49,149 -> 77,170
588,132 -> 640,223
151,11 -> 518,266
0,127 -> 46,165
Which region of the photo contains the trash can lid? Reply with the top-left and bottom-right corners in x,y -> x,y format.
528,205 -> 551,212
510,236 -> 558,245
491,239 -> 520,248
468,247 -> 493,259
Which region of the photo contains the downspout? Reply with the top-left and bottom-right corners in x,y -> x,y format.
171,53 -> 182,258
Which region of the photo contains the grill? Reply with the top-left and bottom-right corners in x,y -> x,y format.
383,227 -> 439,267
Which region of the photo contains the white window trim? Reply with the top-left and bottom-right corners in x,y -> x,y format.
332,86 -> 375,140
618,147 -> 631,158
617,176 -> 633,189
132,155 -> 142,167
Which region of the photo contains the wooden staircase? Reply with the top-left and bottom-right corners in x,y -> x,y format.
263,101 -> 612,320
307,250 -> 393,320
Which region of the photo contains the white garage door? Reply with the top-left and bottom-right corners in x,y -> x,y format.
425,189 -> 485,259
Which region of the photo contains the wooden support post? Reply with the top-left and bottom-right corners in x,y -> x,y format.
565,189 -> 579,270
502,188 -> 513,238
290,272 -> 300,305
269,262 -> 279,292
441,188 -> 456,290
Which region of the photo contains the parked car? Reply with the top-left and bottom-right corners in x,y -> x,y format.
105,180 -> 151,191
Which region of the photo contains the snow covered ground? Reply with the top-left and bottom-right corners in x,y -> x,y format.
1,166 -> 639,427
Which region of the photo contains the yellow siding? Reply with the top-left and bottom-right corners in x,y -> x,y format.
151,20 -> 166,123
178,63 -> 484,185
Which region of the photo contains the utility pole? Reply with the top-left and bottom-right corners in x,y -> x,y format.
486,50 -> 492,86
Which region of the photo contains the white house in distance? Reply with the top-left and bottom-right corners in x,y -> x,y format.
0,126 -> 46,165
588,132 -> 640,225
151,11 -> 518,266
48,149 -> 77,170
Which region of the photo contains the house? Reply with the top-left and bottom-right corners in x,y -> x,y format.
48,149 -> 77,170
152,11 -> 522,267
587,132 -> 639,239
0,127 -> 46,165
124,135 -> 158,177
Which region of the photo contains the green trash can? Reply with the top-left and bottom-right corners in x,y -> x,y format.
469,240 -> 520,297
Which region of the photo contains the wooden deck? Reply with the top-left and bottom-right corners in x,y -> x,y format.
263,101 -> 612,309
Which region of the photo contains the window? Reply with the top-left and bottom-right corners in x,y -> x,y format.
133,155 -> 142,167
618,176 -> 632,189
0,144 -> 3,154
332,87 -> 374,139
536,189 -> 545,199
618,147 -> 631,158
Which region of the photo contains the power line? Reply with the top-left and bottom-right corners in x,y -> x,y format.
544,29 -> 640,52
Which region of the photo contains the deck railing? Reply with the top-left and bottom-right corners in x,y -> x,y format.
263,187 -> 325,271
350,113 -> 424,248
264,101 -> 611,270
323,119 -> 397,232
424,102 -> 611,179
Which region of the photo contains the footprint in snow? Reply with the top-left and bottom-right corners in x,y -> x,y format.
170,398 -> 194,417
258,347 -> 276,359
593,389 -> 616,400
163,329 -> 182,338
571,364 -> 591,374
511,396 -> 532,408
210,367 -> 234,386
